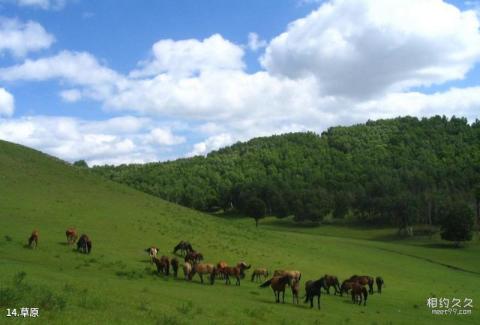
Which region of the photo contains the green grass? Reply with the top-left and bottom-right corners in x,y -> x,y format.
1,139 -> 479,324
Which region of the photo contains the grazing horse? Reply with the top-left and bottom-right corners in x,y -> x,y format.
291,279 -> 300,304
28,230 -> 39,248
189,263 -> 215,284
219,263 -> 250,286
65,228 -> 78,245
273,269 -> 301,281
340,280 -> 355,296
185,251 -> 203,264
153,256 -> 170,275
183,262 -> 192,280
349,275 -> 374,294
251,268 -> 269,282
236,261 -> 251,279
351,282 -> 368,306
216,261 -> 228,279
173,241 -> 194,256
321,274 -> 341,295
171,258 -> 179,278
376,276 -> 385,293
259,275 -> 292,303
77,234 -> 92,254
145,247 -> 159,264
304,279 -> 322,309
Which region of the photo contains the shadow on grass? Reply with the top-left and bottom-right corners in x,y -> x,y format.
57,241 -> 70,246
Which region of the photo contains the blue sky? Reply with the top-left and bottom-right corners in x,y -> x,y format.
0,0 -> 479,165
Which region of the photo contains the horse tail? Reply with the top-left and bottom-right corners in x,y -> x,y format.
259,278 -> 272,288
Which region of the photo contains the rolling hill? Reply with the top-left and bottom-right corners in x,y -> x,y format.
1,139 -> 479,324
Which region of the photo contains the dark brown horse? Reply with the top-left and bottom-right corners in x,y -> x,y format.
349,275 -> 374,294
171,257 -> 179,278
351,282 -> 368,306
340,280 -> 355,296
153,256 -> 170,275
28,230 -> 39,248
304,279 -> 322,309
173,241 -> 194,256
236,261 -> 251,279
376,276 -> 385,293
185,251 -> 203,264
321,274 -> 340,295
65,228 -> 78,245
77,234 -> 92,254
259,275 -> 292,303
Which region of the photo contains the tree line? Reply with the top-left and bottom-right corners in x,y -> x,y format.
90,116 -> 480,237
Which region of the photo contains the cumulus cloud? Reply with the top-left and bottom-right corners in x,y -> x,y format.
0,17 -> 54,57
247,32 -> 267,51
0,87 -> 14,116
130,34 -> 245,78
188,133 -> 234,156
0,116 -> 186,165
262,0 -> 480,99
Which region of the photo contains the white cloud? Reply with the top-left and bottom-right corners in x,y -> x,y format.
0,116 -> 186,165
1,0 -> 71,10
0,17 -> 54,57
59,89 -> 82,102
262,0 -> 480,99
0,88 -> 14,116
188,133 -> 234,156
147,127 -> 186,146
130,34 -> 245,78
247,32 -> 267,51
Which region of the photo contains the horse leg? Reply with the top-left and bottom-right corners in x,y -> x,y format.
317,295 -> 320,309
200,274 -> 204,284
282,290 -> 285,304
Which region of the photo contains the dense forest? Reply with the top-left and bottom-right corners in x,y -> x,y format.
91,116 -> 480,231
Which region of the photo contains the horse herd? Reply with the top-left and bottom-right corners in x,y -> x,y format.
146,240 -> 386,309
26,231 -> 385,309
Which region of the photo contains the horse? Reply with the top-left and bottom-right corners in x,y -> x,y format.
351,282 -> 368,306
216,261 -> 228,279
340,280 -> 355,296
376,276 -> 385,293
273,269 -> 301,281
236,261 -> 251,279
171,258 -> 179,278
251,268 -> 269,282
28,230 -> 39,248
185,251 -> 203,264
65,228 -> 78,245
259,275 -> 292,303
321,274 -> 340,295
304,279 -> 322,309
183,262 -> 192,280
145,247 -> 159,264
291,279 -> 300,304
77,234 -> 92,254
153,256 -> 170,276
173,241 -> 194,256
219,263 -> 251,286
349,275 -> 374,294
189,263 -> 215,284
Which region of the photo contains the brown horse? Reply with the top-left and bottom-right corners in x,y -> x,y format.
77,234 -> 92,254
321,274 -> 340,295
260,275 -> 292,303
171,257 -> 179,278
304,279 -> 322,309
291,279 -> 300,304
376,276 -> 385,293
273,269 -> 301,281
173,240 -> 194,256
216,261 -> 228,279
351,282 -> 368,306
251,268 -> 269,282
28,230 -> 39,248
349,275 -> 374,294
189,263 -> 215,284
65,228 -> 78,245
236,261 -> 251,279
183,262 -> 192,280
185,251 -> 204,264
340,280 -> 355,296
219,263 -> 250,286
153,256 -> 170,275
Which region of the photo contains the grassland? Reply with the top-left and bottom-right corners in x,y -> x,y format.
0,140 -> 479,324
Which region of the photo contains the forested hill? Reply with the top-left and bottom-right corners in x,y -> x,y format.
91,116 -> 480,227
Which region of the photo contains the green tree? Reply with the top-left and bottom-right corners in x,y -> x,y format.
439,202 -> 474,247
73,160 -> 88,168
245,198 -> 266,227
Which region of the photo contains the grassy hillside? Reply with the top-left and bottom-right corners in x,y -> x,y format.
1,139 -> 479,324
